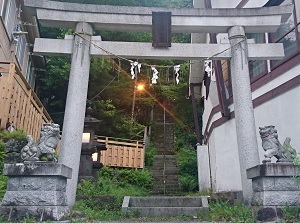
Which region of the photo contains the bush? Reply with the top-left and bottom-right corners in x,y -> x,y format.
97,166 -> 153,189
0,129 -> 26,141
144,142 -> 156,167
0,141 -> 6,174
75,167 -> 153,221
0,175 -> 7,200
177,147 -> 198,178
176,146 -> 198,192
281,205 -> 300,222
180,174 -> 198,192
0,129 -> 26,200
208,200 -> 254,222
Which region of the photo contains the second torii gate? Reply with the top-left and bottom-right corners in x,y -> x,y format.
25,0 -> 292,207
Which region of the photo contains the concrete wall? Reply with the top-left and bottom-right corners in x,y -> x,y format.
197,145 -> 211,192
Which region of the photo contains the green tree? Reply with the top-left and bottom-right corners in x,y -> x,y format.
37,0 -> 195,139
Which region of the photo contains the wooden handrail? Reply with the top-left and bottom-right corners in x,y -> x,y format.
96,136 -> 144,148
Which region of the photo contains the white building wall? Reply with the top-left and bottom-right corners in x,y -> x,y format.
197,0 -> 300,195
210,119 -> 242,192
211,0 -> 268,8
203,63 -> 300,192
255,86 -> 300,157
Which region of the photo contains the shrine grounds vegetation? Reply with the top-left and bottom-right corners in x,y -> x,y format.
75,166 -> 153,221
0,129 -> 26,199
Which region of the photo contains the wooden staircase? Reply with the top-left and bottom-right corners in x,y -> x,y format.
150,104 -> 180,195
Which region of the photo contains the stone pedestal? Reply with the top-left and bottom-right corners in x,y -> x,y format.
0,162 -> 72,221
247,163 -> 300,222
79,146 -> 95,181
79,143 -> 106,180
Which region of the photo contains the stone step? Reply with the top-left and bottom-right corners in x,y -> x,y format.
126,207 -> 207,217
152,158 -> 177,163
126,196 -> 206,207
154,155 -> 177,159
153,175 -> 179,180
151,162 -> 177,166
151,161 -> 178,166
151,181 -> 180,186
151,166 -> 178,171
151,169 -> 178,175
122,196 -> 209,217
152,185 -> 180,192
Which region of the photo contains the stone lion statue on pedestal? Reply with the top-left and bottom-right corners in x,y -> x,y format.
259,125 -> 296,163
21,123 -> 60,162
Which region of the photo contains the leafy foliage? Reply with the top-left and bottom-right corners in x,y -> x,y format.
207,200 -> 255,222
180,174 -> 198,192
0,129 -> 26,141
177,145 -> 198,192
144,142 -> 156,167
280,205 -> 300,223
75,166 -> 152,221
0,130 -> 26,200
38,0 -> 194,137
98,166 -> 153,189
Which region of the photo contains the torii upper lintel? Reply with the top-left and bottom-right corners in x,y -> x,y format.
24,0 -> 293,33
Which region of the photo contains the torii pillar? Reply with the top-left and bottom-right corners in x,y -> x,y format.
229,26 -> 260,205
58,22 -> 93,207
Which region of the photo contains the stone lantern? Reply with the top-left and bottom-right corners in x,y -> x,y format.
79,106 -> 104,180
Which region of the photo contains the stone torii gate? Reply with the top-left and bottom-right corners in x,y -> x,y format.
25,0 -> 292,207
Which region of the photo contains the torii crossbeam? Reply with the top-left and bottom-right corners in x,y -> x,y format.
24,0 -> 292,206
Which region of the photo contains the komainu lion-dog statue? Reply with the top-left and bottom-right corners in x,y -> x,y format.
259,125 -> 296,163
21,123 -> 60,162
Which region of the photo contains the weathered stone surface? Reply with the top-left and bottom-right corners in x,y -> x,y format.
253,206 -> 297,222
252,191 -> 300,206
58,22 -> 93,207
229,25 -> 260,205
7,176 -> 66,191
20,123 -> 60,162
79,152 -> 94,177
256,207 -> 277,222
1,162 -> 71,221
2,191 -> 67,206
252,177 -> 300,192
3,162 -> 72,178
0,205 -> 69,221
247,163 -> 300,179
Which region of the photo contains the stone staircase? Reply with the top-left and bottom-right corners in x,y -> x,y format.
120,103 -> 211,218
150,155 -> 180,194
150,104 -> 180,195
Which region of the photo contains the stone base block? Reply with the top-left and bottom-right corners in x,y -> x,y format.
252,191 -> 300,206
2,191 -> 67,206
0,205 -> 70,221
7,176 -> 66,191
252,177 -> 300,192
1,162 -> 72,221
3,162 -> 72,178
